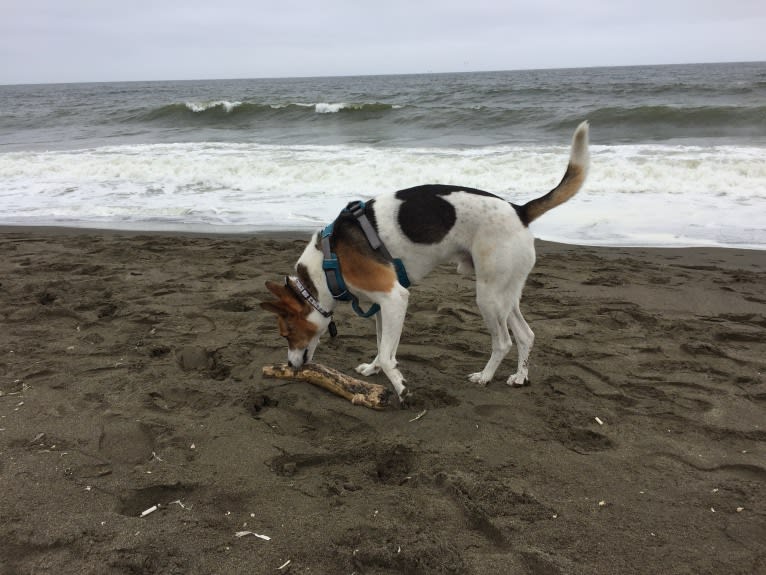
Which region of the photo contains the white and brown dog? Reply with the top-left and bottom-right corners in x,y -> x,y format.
262,122 -> 589,401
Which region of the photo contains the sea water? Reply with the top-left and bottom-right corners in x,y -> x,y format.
1,62 -> 764,248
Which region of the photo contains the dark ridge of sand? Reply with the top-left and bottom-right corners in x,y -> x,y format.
0,228 -> 764,575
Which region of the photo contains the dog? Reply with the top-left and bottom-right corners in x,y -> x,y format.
261,121 -> 589,401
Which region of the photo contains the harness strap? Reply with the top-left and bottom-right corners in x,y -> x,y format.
346,201 -> 385,253
320,223 -> 348,300
321,200 -> 410,318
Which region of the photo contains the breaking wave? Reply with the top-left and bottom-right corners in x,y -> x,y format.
1,141 -> 764,247
134,101 -> 400,125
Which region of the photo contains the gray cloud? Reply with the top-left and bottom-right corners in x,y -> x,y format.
1,0 -> 763,84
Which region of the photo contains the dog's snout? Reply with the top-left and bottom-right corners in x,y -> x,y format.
288,349 -> 309,370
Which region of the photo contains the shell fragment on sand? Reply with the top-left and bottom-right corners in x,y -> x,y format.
409,410 -> 427,422
235,531 -> 271,540
140,504 -> 159,517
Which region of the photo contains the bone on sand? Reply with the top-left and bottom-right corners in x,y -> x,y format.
261,363 -> 392,410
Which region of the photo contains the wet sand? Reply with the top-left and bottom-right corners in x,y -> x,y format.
1,228 -> 764,574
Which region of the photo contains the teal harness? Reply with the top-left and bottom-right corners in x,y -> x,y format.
321,201 -> 410,318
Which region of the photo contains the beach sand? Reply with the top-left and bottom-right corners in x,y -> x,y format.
1,228 -> 764,574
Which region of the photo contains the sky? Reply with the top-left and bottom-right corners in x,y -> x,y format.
1,0 -> 764,85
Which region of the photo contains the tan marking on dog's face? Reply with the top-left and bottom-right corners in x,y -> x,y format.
335,243 -> 397,293
276,313 -> 318,350
261,281 -> 318,350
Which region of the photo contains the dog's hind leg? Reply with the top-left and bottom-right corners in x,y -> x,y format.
468,283 -> 513,386
507,305 -> 534,386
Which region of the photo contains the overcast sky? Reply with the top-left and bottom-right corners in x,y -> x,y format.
1,0 -> 764,84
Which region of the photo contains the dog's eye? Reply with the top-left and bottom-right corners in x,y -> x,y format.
277,318 -> 292,339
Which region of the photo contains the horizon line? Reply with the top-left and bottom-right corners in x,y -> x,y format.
2,59 -> 764,88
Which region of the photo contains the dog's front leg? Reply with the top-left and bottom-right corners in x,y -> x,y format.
358,286 -> 409,400
355,313 -> 384,376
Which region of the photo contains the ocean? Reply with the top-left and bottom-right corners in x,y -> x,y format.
1,62 -> 765,248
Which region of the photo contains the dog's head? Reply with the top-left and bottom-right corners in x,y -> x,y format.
260,278 -> 329,369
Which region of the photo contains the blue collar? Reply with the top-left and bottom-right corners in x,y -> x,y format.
320,200 -> 410,317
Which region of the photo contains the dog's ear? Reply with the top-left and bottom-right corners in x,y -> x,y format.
264,280 -> 303,313
262,280 -> 303,317
265,280 -> 290,298
260,300 -> 289,317
265,279 -> 302,301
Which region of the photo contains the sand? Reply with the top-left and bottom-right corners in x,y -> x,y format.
0,228 -> 764,575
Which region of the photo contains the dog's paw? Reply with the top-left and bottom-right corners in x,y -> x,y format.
395,386 -> 409,408
468,372 -> 491,386
507,373 -> 530,387
356,362 -> 381,376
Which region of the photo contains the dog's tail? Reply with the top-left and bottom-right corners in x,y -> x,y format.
517,121 -> 590,226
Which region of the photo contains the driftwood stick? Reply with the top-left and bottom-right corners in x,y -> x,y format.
261,362 -> 392,410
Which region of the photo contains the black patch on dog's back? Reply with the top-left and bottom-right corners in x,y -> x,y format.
395,185 -> 504,244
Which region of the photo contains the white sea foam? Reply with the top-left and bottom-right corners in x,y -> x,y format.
269,102 -> 349,113
315,102 -> 347,114
0,143 -> 764,248
185,101 -> 242,113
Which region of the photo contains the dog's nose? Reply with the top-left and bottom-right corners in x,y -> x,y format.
288,349 -> 309,370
